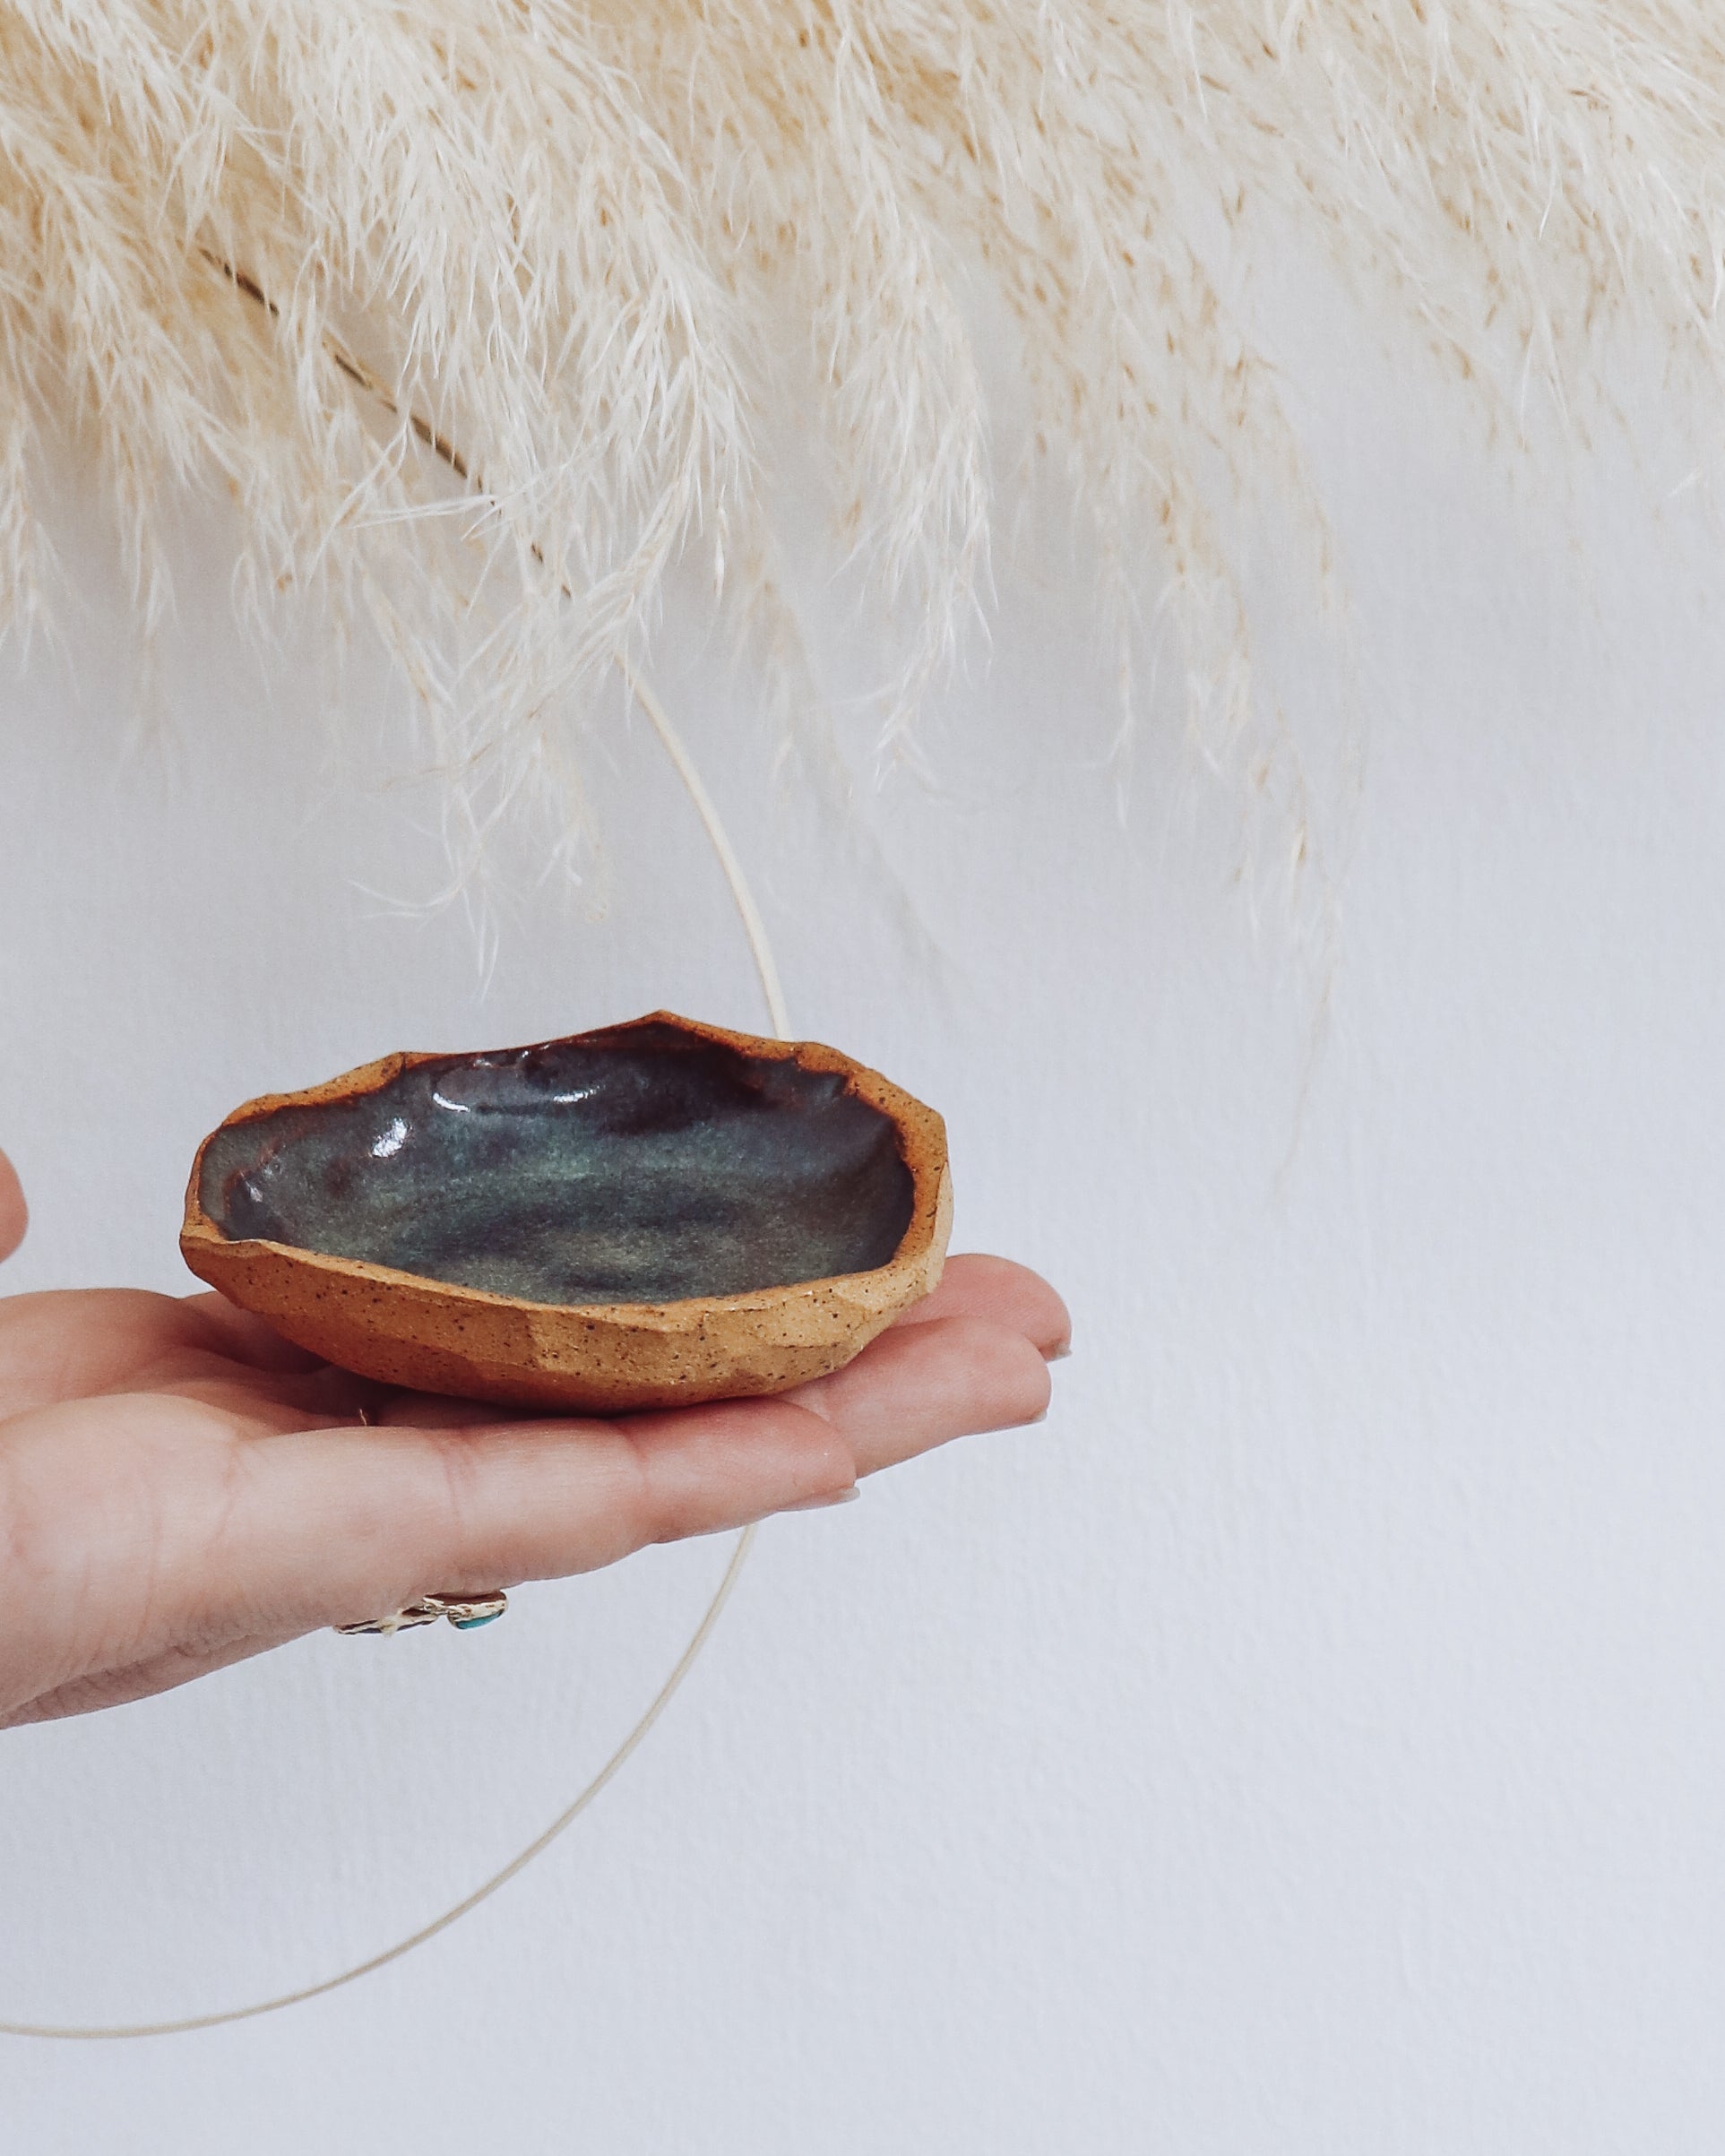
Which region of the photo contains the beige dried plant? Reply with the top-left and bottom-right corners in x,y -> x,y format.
3,0 -> 1721,836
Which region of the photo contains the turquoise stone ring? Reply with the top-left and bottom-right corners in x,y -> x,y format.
337,1590 -> 509,1636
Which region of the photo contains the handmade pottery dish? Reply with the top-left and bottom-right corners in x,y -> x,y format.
180,1013 -> 951,1413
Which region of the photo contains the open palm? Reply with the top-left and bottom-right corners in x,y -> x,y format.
0,1149 -> 1064,1728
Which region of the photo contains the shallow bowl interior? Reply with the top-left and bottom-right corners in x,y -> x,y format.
195,1021 -> 917,1307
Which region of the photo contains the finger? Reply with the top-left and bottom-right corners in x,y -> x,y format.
0,1150 -> 26,1264
787,1313 -> 1051,1475
895,1254 -> 1070,1358
214,1397 -> 858,1631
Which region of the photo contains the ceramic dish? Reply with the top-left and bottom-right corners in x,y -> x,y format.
180,1013 -> 951,1412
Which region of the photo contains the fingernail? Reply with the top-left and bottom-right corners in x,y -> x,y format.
1046,1342 -> 1073,1363
783,1485 -> 860,1513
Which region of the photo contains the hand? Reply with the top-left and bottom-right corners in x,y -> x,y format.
0,1147 -> 1065,1728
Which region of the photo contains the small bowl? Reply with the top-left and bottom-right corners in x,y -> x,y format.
180,1013 -> 951,1413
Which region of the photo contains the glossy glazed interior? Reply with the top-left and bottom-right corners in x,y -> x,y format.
196,1022 -> 917,1307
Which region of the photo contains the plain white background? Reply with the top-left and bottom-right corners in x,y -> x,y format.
3,242 -> 1724,2152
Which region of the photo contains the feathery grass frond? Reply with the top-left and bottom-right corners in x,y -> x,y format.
2,1 -> 1719,832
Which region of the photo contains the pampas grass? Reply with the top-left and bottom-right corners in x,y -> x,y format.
4,1 -> 1722,832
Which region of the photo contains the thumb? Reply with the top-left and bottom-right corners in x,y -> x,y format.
0,1150 -> 28,1263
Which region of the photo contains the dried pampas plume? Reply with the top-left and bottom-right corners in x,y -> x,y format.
3,1 -> 1721,836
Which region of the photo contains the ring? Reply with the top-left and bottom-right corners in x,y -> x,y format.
336,1591 -> 509,1637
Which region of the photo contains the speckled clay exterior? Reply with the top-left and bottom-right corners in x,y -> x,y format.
180,1013 -> 951,1413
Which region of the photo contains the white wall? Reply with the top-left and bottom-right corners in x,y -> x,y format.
3,261 -> 1724,2152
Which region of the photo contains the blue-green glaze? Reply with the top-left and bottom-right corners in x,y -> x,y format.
198,1022 -> 915,1307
